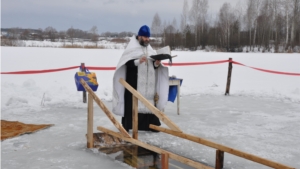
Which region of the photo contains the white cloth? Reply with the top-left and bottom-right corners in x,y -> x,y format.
137,59 -> 156,113
112,35 -> 169,116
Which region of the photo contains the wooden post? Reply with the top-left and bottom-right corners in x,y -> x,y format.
149,125 -> 295,169
215,150 -> 224,169
97,126 -> 213,169
87,93 -> 93,148
81,63 -> 87,103
119,78 -> 182,132
132,95 -> 138,139
80,79 -> 131,138
225,58 -> 233,95
161,153 -> 169,169
132,146 -> 139,168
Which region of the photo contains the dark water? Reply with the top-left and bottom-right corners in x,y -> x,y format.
94,133 -> 195,169
99,144 -> 195,169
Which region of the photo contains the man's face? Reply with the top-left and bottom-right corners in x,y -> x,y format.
138,36 -> 150,47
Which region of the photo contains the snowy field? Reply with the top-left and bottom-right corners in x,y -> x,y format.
1,47 -> 300,169
15,39 -> 128,49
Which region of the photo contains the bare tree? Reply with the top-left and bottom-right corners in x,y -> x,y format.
67,27 -> 75,46
234,0 -> 245,47
259,0 -> 279,51
219,2 -> 235,49
282,0 -> 292,49
21,29 -> 30,40
189,0 -> 201,47
290,0 -> 299,48
171,18 -> 178,48
44,26 -> 57,42
180,0 -> 189,47
199,0 -> 208,48
90,26 -> 98,47
180,0 -> 189,32
162,20 -> 167,46
252,0 -> 262,50
151,13 -> 162,38
172,18 -> 178,31
272,0 -> 282,51
58,31 -> 66,45
245,0 -> 256,51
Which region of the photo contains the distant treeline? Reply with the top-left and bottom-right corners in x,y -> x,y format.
1,27 -> 134,42
1,0 -> 300,52
152,0 -> 300,52
1,26 -> 136,48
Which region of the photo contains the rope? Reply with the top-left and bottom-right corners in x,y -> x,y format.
1,59 -> 299,76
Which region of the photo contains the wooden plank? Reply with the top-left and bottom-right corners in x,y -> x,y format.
87,94 -> 94,148
149,125 -> 295,169
131,145 -> 138,168
119,78 -> 182,132
97,126 -> 213,169
215,150 -> 224,169
132,95 -> 138,139
161,153 -> 169,169
80,79 -> 130,138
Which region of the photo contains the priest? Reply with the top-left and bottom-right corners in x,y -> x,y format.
112,25 -> 169,132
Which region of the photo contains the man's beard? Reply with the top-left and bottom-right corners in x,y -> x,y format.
139,39 -> 149,47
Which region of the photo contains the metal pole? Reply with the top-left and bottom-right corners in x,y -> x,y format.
81,63 -> 87,103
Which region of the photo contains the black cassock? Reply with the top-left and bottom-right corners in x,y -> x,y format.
122,59 -> 161,132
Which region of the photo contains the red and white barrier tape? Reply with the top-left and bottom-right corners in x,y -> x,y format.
1,60 -> 299,76
231,61 -> 300,76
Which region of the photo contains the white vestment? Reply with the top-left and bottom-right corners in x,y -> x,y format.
112,36 -> 169,116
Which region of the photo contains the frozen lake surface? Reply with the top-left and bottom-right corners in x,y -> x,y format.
1,47 -> 300,168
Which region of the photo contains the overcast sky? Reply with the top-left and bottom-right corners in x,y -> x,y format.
1,0 -> 241,34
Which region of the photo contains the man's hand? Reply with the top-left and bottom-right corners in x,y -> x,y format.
139,56 -> 147,63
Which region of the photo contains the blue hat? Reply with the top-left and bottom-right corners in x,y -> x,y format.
138,25 -> 151,37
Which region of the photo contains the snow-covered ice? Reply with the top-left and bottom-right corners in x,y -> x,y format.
1,47 -> 300,169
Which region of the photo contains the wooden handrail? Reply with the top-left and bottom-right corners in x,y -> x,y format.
149,125 -> 295,169
82,76 -> 294,169
82,77 -> 211,168
80,78 -> 130,138
132,95 -> 138,139
97,126 -> 213,169
119,78 -> 182,132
